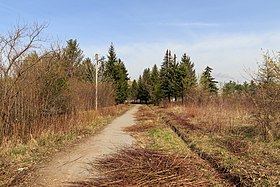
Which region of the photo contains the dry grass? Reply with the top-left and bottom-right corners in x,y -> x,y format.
0,105 -> 130,186
165,102 -> 252,135
135,105 -> 158,121
124,120 -> 157,133
125,105 -> 160,133
157,103 -> 280,186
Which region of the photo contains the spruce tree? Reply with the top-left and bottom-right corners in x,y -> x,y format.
179,53 -> 197,103
137,75 -> 150,103
150,64 -> 162,105
114,59 -> 129,104
142,68 -> 152,95
130,80 -> 138,103
151,64 -> 160,85
160,50 -> 173,102
104,43 -> 118,81
171,54 -> 180,101
200,66 -> 218,94
63,39 -> 84,78
104,44 -> 129,104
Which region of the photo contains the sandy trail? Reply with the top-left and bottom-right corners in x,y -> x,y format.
30,105 -> 139,187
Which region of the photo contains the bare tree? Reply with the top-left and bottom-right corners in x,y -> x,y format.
0,23 -> 48,142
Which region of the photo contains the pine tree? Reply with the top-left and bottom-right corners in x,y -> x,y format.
171,54 -> 180,101
160,50 -> 173,102
103,43 -> 129,104
114,59 -> 129,104
151,64 -> 160,85
104,43 -> 118,81
137,75 -> 150,103
179,53 -> 197,103
63,39 -> 84,78
142,68 -> 152,96
200,66 -> 218,94
130,80 -> 138,103
150,64 -> 162,105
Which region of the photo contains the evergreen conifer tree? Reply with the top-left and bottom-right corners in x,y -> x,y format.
104,43 -> 129,104
104,43 -> 118,81
150,64 -> 162,105
171,54 -> 181,101
137,75 -> 150,103
160,50 -> 174,102
179,53 -> 197,103
114,59 -> 129,104
200,66 -> 218,94
63,39 -> 84,78
130,80 -> 138,103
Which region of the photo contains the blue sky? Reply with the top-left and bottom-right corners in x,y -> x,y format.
1,0 -> 279,81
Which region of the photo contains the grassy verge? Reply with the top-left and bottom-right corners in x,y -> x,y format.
124,105 -> 229,186
157,104 -> 280,186
0,104 -> 130,186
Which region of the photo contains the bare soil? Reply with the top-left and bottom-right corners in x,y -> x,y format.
25,105 -> 140,187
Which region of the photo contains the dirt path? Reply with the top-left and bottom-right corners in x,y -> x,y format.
29,105 -> 139,187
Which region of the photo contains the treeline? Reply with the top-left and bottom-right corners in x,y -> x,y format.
0,24 -> 129,144
130,49 -> 279,141
130,49 -> 219,104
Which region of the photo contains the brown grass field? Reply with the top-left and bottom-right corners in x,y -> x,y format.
80,103 -> 279,186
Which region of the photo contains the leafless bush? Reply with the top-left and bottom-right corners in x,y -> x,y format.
250,51 -> 280,141
0,23 -> 49,143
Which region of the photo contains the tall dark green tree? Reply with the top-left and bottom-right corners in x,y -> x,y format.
137,68 -> 151,103
150,64 -> 162,105
168,54 -> 179,101
222,81 -> 246,96
63,39 -> 84,78
200,66 -> 218,94
160,50 -> 174,102
103,44 -> 129,104
151,64 -> 160,85
142,68 -> 152,96
137,75 -> 150,103
114,59 -> 129,104
179,53 -> 197,103
104,43 -> 118,81
130,80 -> 138,102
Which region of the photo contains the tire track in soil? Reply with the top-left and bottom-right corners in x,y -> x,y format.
148,106 -> 239,187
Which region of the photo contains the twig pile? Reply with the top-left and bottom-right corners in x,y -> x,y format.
124,122 -> 157,133
71,147 -> 216,186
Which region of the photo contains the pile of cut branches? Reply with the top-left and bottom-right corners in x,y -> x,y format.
71,147 -> 216,186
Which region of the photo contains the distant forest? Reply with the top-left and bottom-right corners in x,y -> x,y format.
0,23 -> 279,144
